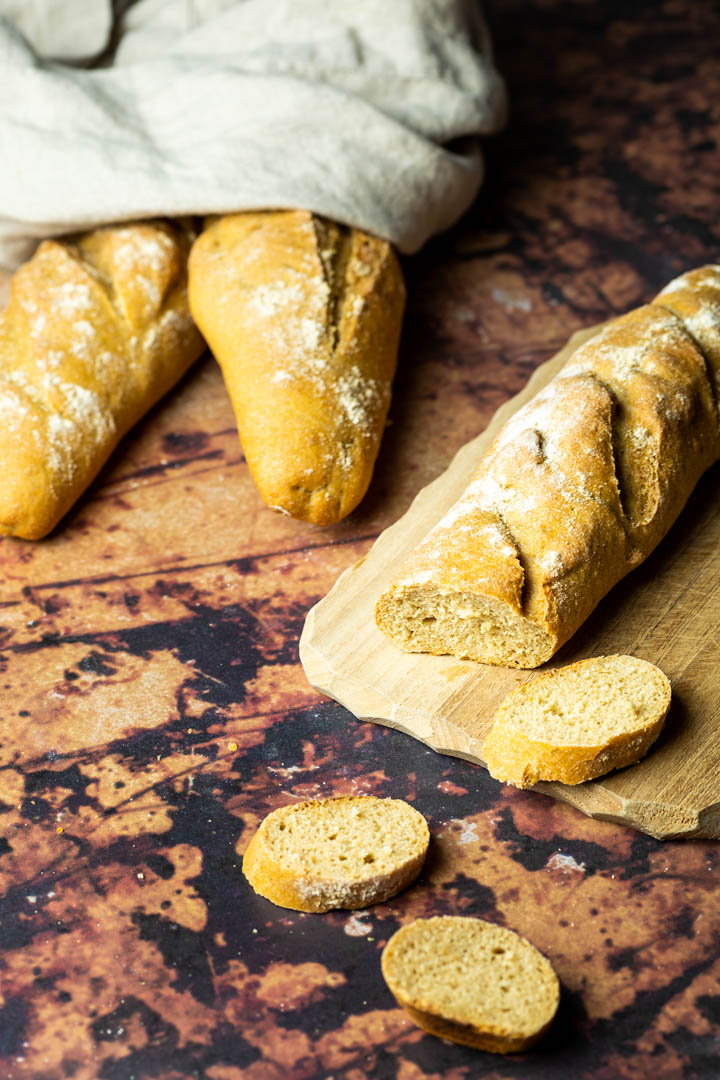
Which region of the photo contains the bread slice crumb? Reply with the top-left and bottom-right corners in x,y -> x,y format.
483,654 -> 671,788
381,915 -> 559,1053
241,795 -> 429,912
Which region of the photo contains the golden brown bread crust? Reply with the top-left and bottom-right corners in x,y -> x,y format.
395,1001 -> 551,1054
187,210 -> 405,525
0,221 -> 205,540
376,265 -> 720,667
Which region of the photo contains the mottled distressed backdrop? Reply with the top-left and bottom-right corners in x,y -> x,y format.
1,1 -> 720,1077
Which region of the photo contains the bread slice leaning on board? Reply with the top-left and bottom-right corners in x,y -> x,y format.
188,210 -> 406,526
376,265 -> 720,668
482,654 -> 671,788
0,221 -> 205,540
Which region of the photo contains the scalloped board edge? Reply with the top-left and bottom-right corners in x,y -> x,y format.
300,325 -> 720,840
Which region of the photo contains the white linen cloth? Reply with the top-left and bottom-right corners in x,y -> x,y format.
0,0 -> 506,271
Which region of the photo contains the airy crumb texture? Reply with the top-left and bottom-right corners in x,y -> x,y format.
381,916 -> 560,1053
483,654 -> 671,788
376,586 -> 555,668
241,796 -> 429,912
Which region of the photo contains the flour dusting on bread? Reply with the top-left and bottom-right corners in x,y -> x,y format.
188,210 -> 405,525
376,266 -> 720,667
0,221 -> 204,539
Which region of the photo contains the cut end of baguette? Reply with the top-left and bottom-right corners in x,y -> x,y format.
381,916 -> 560,1053
241,795 -> 429,912
375,584 -> 556,669
483,654 -> 671,788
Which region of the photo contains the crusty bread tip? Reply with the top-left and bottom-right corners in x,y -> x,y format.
483,654 -> 671,788
381,916 -> 560,1053
188,210 -> 406,526
242,795 -> 429,913
376,265 -> 720,668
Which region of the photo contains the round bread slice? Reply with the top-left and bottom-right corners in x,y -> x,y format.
241,796 -> 429,912
381,916 -> 559,1053
483,654 -> 671,788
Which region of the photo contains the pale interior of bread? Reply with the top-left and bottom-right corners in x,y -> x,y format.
262,798 -> 427,882
500,655 -> 668,746
378,587 -> 555,668
383,917 -> 557,1038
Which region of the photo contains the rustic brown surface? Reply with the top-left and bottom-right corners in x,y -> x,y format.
1,1 -> 720,1077
300,324 -> 720,840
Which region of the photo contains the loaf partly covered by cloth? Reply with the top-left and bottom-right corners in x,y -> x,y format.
376,266 -> 720,668
188,210 -> 405,525
0,221 -> 205,540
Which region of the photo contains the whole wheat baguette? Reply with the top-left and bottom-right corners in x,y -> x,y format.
483,654 -> 671,787
376,265 -> 720,668
381,916 -> 560,1053
187,210 -> 405,525
0,221 -> 205,540
242,795 -> 429,912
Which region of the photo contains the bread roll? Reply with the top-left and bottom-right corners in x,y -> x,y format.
381,916 -> 560,1053
483,654 -> 671,787
0,221 -> 205,540
242,795 -> 428,912
188,210 -> 405,525
376,266 -> 720,668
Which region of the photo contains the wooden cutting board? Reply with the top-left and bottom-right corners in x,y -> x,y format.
300,326 -> 720,841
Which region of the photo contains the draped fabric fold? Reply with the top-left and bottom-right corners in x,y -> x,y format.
0,0 -> 506,270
